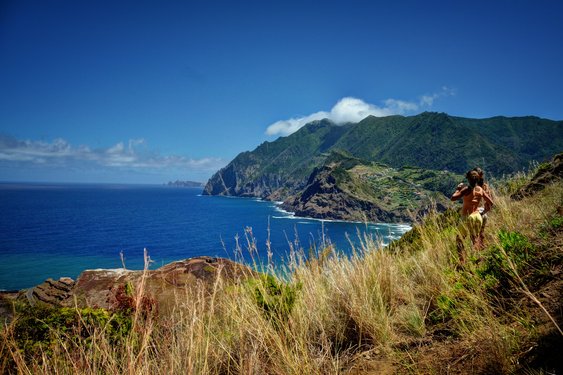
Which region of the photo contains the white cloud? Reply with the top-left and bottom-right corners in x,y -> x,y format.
383,99 -> 419,113
331,97 -> 394,122
420,86 -> 457,107
0,135 -> 225,174
265,111 -> 329,137
265,87 -> 456,136
106,142 -> 125,154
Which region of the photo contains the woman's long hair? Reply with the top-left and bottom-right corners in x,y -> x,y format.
466,170 -> 480,189
472,167 -> 485,187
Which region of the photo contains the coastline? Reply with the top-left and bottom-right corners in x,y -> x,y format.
206,192 -> 414,228
271,201 -> 413,228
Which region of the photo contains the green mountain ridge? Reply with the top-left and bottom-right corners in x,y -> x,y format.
203,112 -> 562,220
203,119 -> 348,199
331,112 -> 559,175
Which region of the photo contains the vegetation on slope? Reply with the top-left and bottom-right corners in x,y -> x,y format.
204,112 -> 563,200
203,119 -> 348,198
1,156 -> 561,374
283,151 -> 463,222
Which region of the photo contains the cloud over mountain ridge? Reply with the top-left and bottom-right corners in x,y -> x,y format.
265,87 -> 456,136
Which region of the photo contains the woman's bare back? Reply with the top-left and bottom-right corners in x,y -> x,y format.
461,186 -> 484,215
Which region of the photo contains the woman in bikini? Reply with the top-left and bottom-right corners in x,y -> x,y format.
473,167 -> 492,246
451,169 -> 494,261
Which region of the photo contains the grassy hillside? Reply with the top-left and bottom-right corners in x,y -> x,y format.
2,161 -> 562,374
456,115 -> 563,165
337,161 -> 460,211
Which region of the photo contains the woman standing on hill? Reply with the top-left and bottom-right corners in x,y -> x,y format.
473,167 -> 492,246
451,169 -> 494,261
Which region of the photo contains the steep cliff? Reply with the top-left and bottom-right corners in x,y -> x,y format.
282,152 -> 460,222
203,119 -> 349,199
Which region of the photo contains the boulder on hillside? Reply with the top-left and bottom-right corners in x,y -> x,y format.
26,277 -> 75,306
70,256 -> 253,313
512,153 -> 562,200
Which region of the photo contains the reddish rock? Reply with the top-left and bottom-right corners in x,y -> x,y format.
5,256 -> 252,318
0,256 -> 253,322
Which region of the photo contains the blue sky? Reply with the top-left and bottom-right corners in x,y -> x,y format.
1,0 -> 562,183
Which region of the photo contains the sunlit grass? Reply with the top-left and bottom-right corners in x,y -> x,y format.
1,174 -> 561,374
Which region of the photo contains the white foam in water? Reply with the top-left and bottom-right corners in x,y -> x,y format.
271,207 -> 412,237
272,201 -> 413,228
272,206 -> 296,217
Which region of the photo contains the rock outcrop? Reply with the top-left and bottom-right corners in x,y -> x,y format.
282,165 -> 408,222
26,277 -> 75,306
512,153 -> 562,200
281,156 -> 454,223
70,256 -> 252,313
0,256 -> 253,320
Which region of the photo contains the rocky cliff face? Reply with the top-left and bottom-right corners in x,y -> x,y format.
25,277 -> 75,306
282,165 -> 409,222
202,119 -> 348,199
282,157 -> 454,223
203,160 -> 292,199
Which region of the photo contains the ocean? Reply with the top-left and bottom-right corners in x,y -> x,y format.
0,183 -> 411,290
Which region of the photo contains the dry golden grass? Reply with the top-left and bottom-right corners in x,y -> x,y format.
1,179 -> 561,374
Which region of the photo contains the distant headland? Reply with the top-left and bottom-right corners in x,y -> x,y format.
165,180 -> 204,188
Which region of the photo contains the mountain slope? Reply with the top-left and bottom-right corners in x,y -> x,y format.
203,119 -> 349,199
333,112 -> 535,174
204,112 -> 563,201
282,151 -> 462,222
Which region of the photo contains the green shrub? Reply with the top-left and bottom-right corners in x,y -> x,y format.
12,304 -> 133,359
246,274 -> 301,329
549,215 -> 563,230
429,294 -> 458,324
536,161 -> 552,175
477,230 -> 536,291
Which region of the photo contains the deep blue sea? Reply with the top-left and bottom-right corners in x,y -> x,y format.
0,183 -> 410,290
